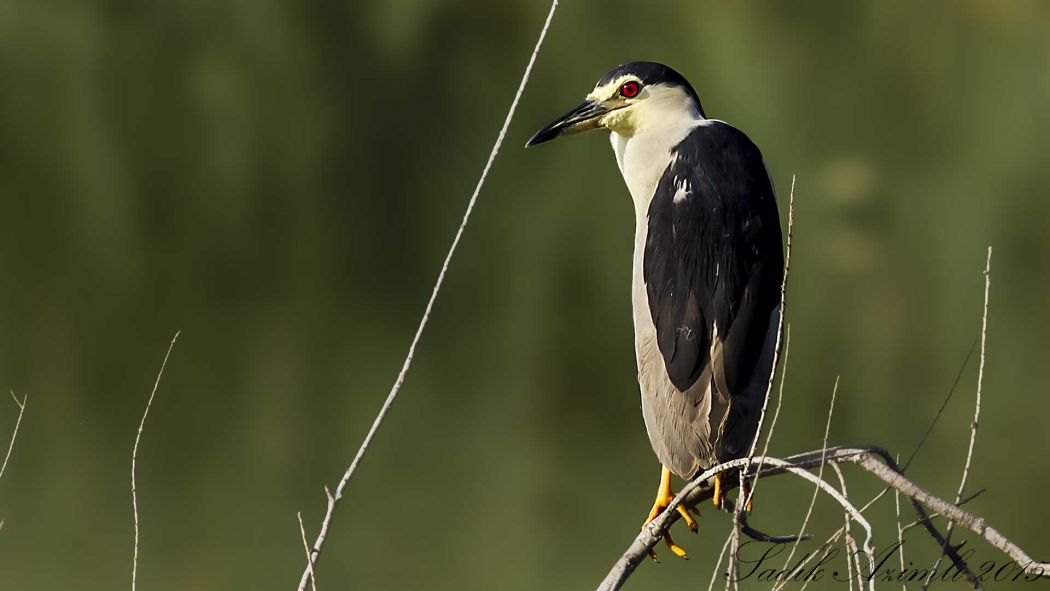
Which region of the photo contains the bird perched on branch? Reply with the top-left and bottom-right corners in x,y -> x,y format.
526,62 -> 784,558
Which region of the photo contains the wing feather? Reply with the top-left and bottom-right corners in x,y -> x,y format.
642,122 -> 783,457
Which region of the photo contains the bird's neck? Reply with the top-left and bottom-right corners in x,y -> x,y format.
609,115 -> 705,219
614,114 -> 706,328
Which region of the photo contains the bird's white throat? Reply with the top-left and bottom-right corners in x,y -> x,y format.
602,84 -> 705,217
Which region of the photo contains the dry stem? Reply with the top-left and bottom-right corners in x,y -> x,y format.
0,391 -> 27,483
295,3 -> 560,587
131,332 -> 180,591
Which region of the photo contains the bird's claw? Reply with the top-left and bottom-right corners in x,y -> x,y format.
663,532 -> 689,559
643,467 -> 698,560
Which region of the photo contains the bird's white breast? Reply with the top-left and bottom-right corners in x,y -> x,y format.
610,127 -> 692,218
610,118 -> 721,474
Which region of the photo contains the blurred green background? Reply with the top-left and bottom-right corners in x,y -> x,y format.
1,1 -> 1048,589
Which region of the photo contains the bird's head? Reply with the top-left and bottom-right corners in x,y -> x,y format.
526,61 -> 704,147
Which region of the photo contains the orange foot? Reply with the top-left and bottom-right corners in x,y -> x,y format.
642,466 -> 698,559
713,473 -> 755,512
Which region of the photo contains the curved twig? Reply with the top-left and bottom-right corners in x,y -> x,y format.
719,498 -> 810,544
596,446 -> 1050,591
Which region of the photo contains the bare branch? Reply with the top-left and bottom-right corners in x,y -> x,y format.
597,446 -> 1049,591
901,489 -> 984,533
131,331 -> 180,591
849,450 -> 1046,576
0,391 -> 27,482
295,3 -> 561,587
598,449 -> 871,591
788,449 -> 982,587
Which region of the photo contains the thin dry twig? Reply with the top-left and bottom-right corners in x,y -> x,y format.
724,515 -> 740,591
753,457 -> 876,584
296,3 -> 560,588
786,251 -> 994,591
895,488 -> 907,591
297,513 -> 317,591
708,532 -> 736,591
924,247 -> 992,590
798,486 -> 882,591
717,325 -> 792,590
720,178 -> 794,588
797,479 -> 912,591
711,328 -> 789,588
793,338 -> 984,587
710,324 -> 788,590
784,314 -> 973,590
724,522 -> 741,591
750,325 -> 791,500
744,175 -> 796,469
131,331 -> 180,591
829,463 -> 858,591
773,378 -> 840,591
0,391 -> 27,482
902,337 -> 977,473
956,248 -> 992,500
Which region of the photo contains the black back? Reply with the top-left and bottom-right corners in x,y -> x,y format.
643,121 -> 783,396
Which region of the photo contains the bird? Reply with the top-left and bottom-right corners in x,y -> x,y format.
526,61 -> 784,558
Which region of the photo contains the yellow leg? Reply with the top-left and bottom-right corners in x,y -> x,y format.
642,466 -> 698,560
743,480 -> 754,512
712,473 -> 724,508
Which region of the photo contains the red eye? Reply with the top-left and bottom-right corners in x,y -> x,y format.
620,81 -> 641,98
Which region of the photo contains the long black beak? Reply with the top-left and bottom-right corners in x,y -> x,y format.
525,100 -> 609,147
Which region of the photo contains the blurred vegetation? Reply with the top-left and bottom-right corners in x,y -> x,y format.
0,1 -> 1048,589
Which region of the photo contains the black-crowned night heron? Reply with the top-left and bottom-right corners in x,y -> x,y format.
526,62 -> 784,558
